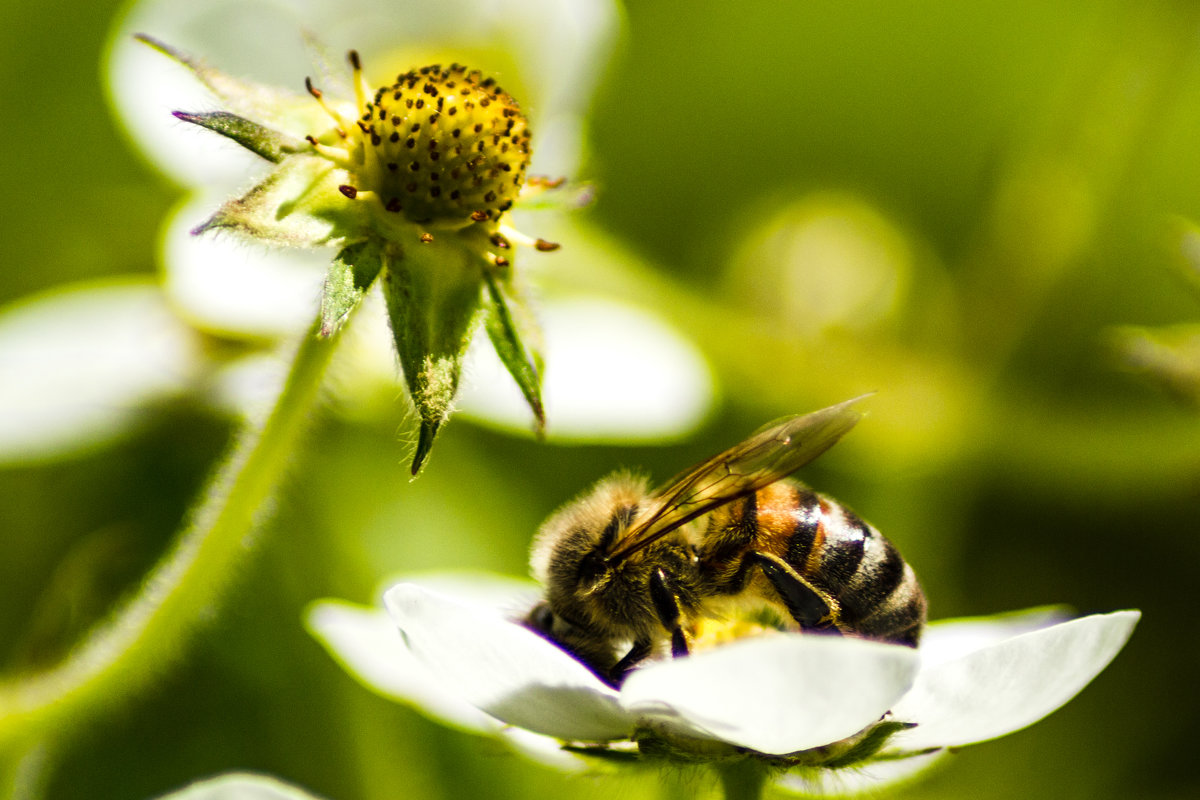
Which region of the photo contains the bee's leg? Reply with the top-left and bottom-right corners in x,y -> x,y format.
610,638 -> 652,685
649,567 -> 690,657
750,551 -> 841,634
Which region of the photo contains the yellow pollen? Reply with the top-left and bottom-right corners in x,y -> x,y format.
309,54 -> 531,226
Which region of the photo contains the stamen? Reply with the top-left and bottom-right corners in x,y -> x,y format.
496,224 -> 560,252
348,50 -> 371,116
339,187 -> 382,206
306,77 -> 348,137
305,136 -> 353,168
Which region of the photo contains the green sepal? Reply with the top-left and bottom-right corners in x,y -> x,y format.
809,719 -> 916,770
561,744 -> 643,765
320,240 -> 384,337
136,34 -> 327,134
380,240 -> 486,475
173,111 -> 303,163
192,155 -> 354,247
482,267 -> 546,433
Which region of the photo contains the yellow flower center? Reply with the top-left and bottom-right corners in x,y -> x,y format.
308,55 -> 531,229
357,65 -> 530,224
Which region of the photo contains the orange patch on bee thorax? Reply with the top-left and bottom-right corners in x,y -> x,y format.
753,484 -> 802,553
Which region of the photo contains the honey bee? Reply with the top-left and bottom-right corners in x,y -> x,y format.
526,398 -> 926,685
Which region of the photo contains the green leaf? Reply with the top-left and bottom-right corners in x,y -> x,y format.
379,241 -> 485,475
172,111 -> 302,163
320,241 -> 384,337
482,268 -> 546,432
192,155 -> 352,247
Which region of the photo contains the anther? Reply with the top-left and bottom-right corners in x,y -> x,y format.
348,49 -> 370,116
339,185 -> 359,199
420,232 -> 435,243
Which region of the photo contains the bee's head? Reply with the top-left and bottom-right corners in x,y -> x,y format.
528,472 -> 654,632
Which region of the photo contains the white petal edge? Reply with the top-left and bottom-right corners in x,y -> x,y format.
154,772 -> 326,800
919,605 -> 1071,668
0,280 -> 198,463
774,750 -> 949,797
620,635 -> 920,755
457,296 -> 714,441
305,600 -> 499,735
381,571 -> 542,616
383,583 -> 631,741
888,610 -> 1140,751
306,593 -> 585,773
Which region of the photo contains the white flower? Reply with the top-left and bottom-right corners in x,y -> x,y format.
154,772 -> 328,800
307,573 -> 1138,795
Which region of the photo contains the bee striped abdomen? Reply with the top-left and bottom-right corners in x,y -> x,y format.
763,481 -> 926,646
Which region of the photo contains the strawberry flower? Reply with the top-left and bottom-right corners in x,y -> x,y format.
130,34 -> 565,473
0,0 -> 713,466
307,573 -> 1138,796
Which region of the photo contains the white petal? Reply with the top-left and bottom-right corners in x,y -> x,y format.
107,35 -> 267,189
305,600 -> 499,735
774,750 -> 949,797
384,583 -> 631,741
457,297 -> 714,441
384,571 -> 542,616
162,193 -> 327,338
919,606 -> 1071,667
0,280 -> 198,463
106,0 -> 313,188
620,635 -> 920,755
306,593 -> 586,772
888,610 -> 1140,751
154,772 -> 326,800
206,352 -> 291,419
106,0 -> 618,182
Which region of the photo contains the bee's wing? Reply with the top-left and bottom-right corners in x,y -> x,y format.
606,396 -> 867,564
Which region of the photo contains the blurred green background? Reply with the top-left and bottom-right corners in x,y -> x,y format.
2,0 -> 1198,798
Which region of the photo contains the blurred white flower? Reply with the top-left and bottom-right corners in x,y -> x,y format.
104,0 -> 621,343
154,772 -> 328,800
0,280 -> 199,464
308,574 -> 1138,795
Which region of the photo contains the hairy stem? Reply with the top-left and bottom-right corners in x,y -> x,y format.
0,320 -> 339,757
716,760 -> 769,800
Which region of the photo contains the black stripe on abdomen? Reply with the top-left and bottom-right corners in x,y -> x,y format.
837,531 -> 906,626
808,502 -> 867,595
784,486 -> 822,567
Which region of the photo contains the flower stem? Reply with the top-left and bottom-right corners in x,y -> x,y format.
0,320 -> 340,758
716,760 -> 769,800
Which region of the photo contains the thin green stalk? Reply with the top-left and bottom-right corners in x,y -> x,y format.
716,760 -> 769,800
0,320 -> 340,755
